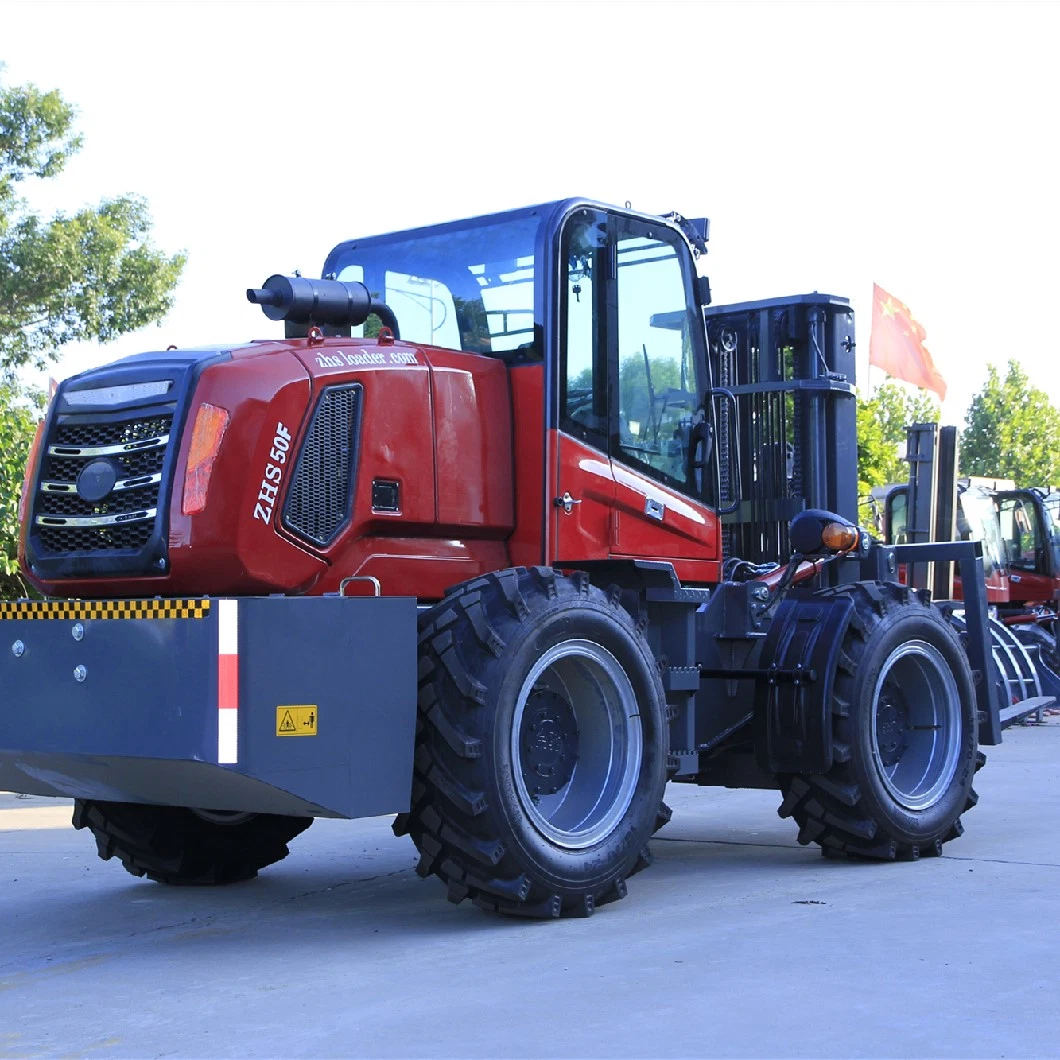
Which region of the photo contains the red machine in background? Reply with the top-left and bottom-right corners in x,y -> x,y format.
884,428 -> 1060,715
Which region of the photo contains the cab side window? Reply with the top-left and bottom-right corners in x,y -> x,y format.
560,213 -> 608,447
886,490 -> 909,545
614,229 -> 704,493
1000,496 -> 1039,571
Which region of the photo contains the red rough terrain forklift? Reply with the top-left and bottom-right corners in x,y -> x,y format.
0,200 -> 1016,919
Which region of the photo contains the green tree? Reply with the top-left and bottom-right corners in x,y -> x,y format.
857,381 -> 940,504
0,70 -> 186,594
961,360 -> 1060,484
0,382 -> 41,595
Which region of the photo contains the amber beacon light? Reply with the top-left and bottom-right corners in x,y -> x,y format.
821,521 -> 860,553
788,509 -> 861,556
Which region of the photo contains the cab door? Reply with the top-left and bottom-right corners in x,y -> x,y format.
999,491 -> 1055,602
552,208 -> 615,564
551,208 -> 719,575
607,213 -> 718,566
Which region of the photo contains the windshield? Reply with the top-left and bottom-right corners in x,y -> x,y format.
325,214 -> 540,356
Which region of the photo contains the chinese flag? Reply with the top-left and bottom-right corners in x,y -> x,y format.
869,284 -> 947,401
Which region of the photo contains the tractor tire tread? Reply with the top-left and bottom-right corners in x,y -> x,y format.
72,800 -> 311,885
778,582 -> 979,861
404,567 -> 664,918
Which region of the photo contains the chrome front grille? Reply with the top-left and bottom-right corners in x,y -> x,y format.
46,446 -> 165,481
37,483 -> 160,518
33,412 -> 173,553
52,415 -> 171,449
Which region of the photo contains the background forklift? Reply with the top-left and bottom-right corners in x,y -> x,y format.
883,424 -> 1059,724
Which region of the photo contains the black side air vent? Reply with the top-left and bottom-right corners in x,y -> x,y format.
282,383 -> 362,547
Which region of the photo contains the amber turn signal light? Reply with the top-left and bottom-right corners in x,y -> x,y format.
182,403 -> 230,516
821,521 -> 860,552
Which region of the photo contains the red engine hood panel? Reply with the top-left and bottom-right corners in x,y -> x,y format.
27,335 -> 519,600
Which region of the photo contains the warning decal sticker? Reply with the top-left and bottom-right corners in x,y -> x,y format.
276,705 -> 317,736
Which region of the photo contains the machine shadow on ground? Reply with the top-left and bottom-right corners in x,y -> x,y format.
2,808 -> 879,963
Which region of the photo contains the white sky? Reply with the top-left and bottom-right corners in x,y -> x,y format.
3,0 -> 1057,426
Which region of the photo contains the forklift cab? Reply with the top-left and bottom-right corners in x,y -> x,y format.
996,489 -> 1060,601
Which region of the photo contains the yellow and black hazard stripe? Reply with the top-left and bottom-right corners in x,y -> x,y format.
0,598 -> 211,621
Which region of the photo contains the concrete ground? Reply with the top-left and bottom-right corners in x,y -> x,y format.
1,722 -> 1058,1059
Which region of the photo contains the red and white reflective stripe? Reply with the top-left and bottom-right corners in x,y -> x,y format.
217,599 -> 239,764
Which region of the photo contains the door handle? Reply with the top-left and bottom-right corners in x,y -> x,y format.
553,491 -> 582,515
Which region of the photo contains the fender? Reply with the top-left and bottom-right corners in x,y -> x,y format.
753,590 -> 855,774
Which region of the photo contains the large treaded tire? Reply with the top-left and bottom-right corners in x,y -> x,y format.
777,583 -> 982,860
73,801 -> 313,885
395,566 -> 669,918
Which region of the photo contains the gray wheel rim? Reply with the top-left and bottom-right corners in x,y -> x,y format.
870,639 -> 962,811
511,639 -> 643,850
